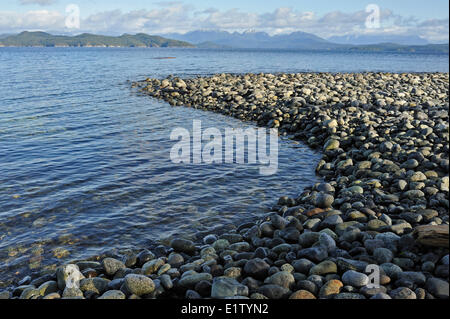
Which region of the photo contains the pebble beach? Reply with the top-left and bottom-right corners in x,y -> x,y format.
1,72 -> 449,300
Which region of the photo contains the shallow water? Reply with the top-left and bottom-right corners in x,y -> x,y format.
0,47 -> 447,285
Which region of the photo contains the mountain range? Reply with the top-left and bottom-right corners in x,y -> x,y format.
162,30 -> 447,52
0,31 -> 194,48
164,30 -> 335,50
0,30 -> 448,54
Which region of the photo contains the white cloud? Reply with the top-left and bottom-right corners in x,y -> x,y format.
19,0 -> 57,5
0,10 -> 64,32
0,4 -> 448,43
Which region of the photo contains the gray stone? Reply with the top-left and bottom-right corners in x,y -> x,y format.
373,247 -> 394,264
37,281 -> 58,296
264,271 -> 295,289
380,263 -> 403,279
142,258 -> 165,275
298,246 -> 328,263
341,270 -> 369,288
167,253 -> 184,268
299,232 -> 320,247
56,264 -> 85,290
170,238 -> 196,254
370,293 -> 392,299
321,215 -> 343,229
309,261 -> 337,276
19,287 -> 40,299
389,287 -> 416,299
292,259 -> 315,274
98,290 -> 126,299
124,274 -> 155,296
258,284 -> 290,299
160,274 -> 173,290
244,258 -> 270,279
179,273 -> 213,288
316,193 -> 334,208
62,287 -> 83,298
102,257 -> 126,276
203,234 -> 218,245
334,293 -> 366,299
319,233 -> 336,253
79,277 -> 109,295
425,278 -> 449,299
398,272 -> 426,286
211,277 -> 249,298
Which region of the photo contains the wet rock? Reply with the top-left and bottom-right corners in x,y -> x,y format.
79,277 -> 109,295
56,264 -> 85,291
102,258 -> 126,276
211,277 -> 248,298
170,238 -> 196,255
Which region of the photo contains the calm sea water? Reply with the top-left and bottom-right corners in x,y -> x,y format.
0,48 -> 448,285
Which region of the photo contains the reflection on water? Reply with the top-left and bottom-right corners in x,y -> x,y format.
0,48 -> 331,285
0,47 -> 446,285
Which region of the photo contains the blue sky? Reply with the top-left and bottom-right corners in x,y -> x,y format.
4,0 -> 449,19
1,0 -> 448,42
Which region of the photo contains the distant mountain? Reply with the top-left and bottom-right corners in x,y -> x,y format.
163,30 -> 340,50
0,30 -> 447,53
0,33 -> 13,39
0,31 -> 194,48
328,34 -> 429,46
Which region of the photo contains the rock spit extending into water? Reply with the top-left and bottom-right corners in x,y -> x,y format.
3,72 -> 449,299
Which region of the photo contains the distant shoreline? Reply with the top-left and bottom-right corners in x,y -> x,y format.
0,46 -> 448,55
0,31 -> 448,54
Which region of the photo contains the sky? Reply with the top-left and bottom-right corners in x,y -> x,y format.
0,0 -> 448,42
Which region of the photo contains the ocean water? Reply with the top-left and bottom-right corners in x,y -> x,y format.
0,47 -> 447,285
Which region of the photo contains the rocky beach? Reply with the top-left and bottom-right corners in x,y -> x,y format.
1,72 -> 449,300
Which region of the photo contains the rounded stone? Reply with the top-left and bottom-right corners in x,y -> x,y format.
389,287 -> 416,299
124,274 -> 155,296
319,280 -> 343,298
79,277 -> 109,295
309,261 -> 337,276
102,258 -> 126,276
264,271 -> 295,289
373,248 -> 394,264
98,290 -> 126,299
289,290 -> 316,299
341,270 -> 369,288
211,277 -> 248,298
425,278 -> 449,299
324,139 -> 340,151
170,238 -> 196,254
244,258 -> 270,280
316,193 -> 334,208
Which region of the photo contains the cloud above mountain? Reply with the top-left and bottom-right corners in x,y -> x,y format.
19,0 -> 57,5
0,3 -> 448,43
